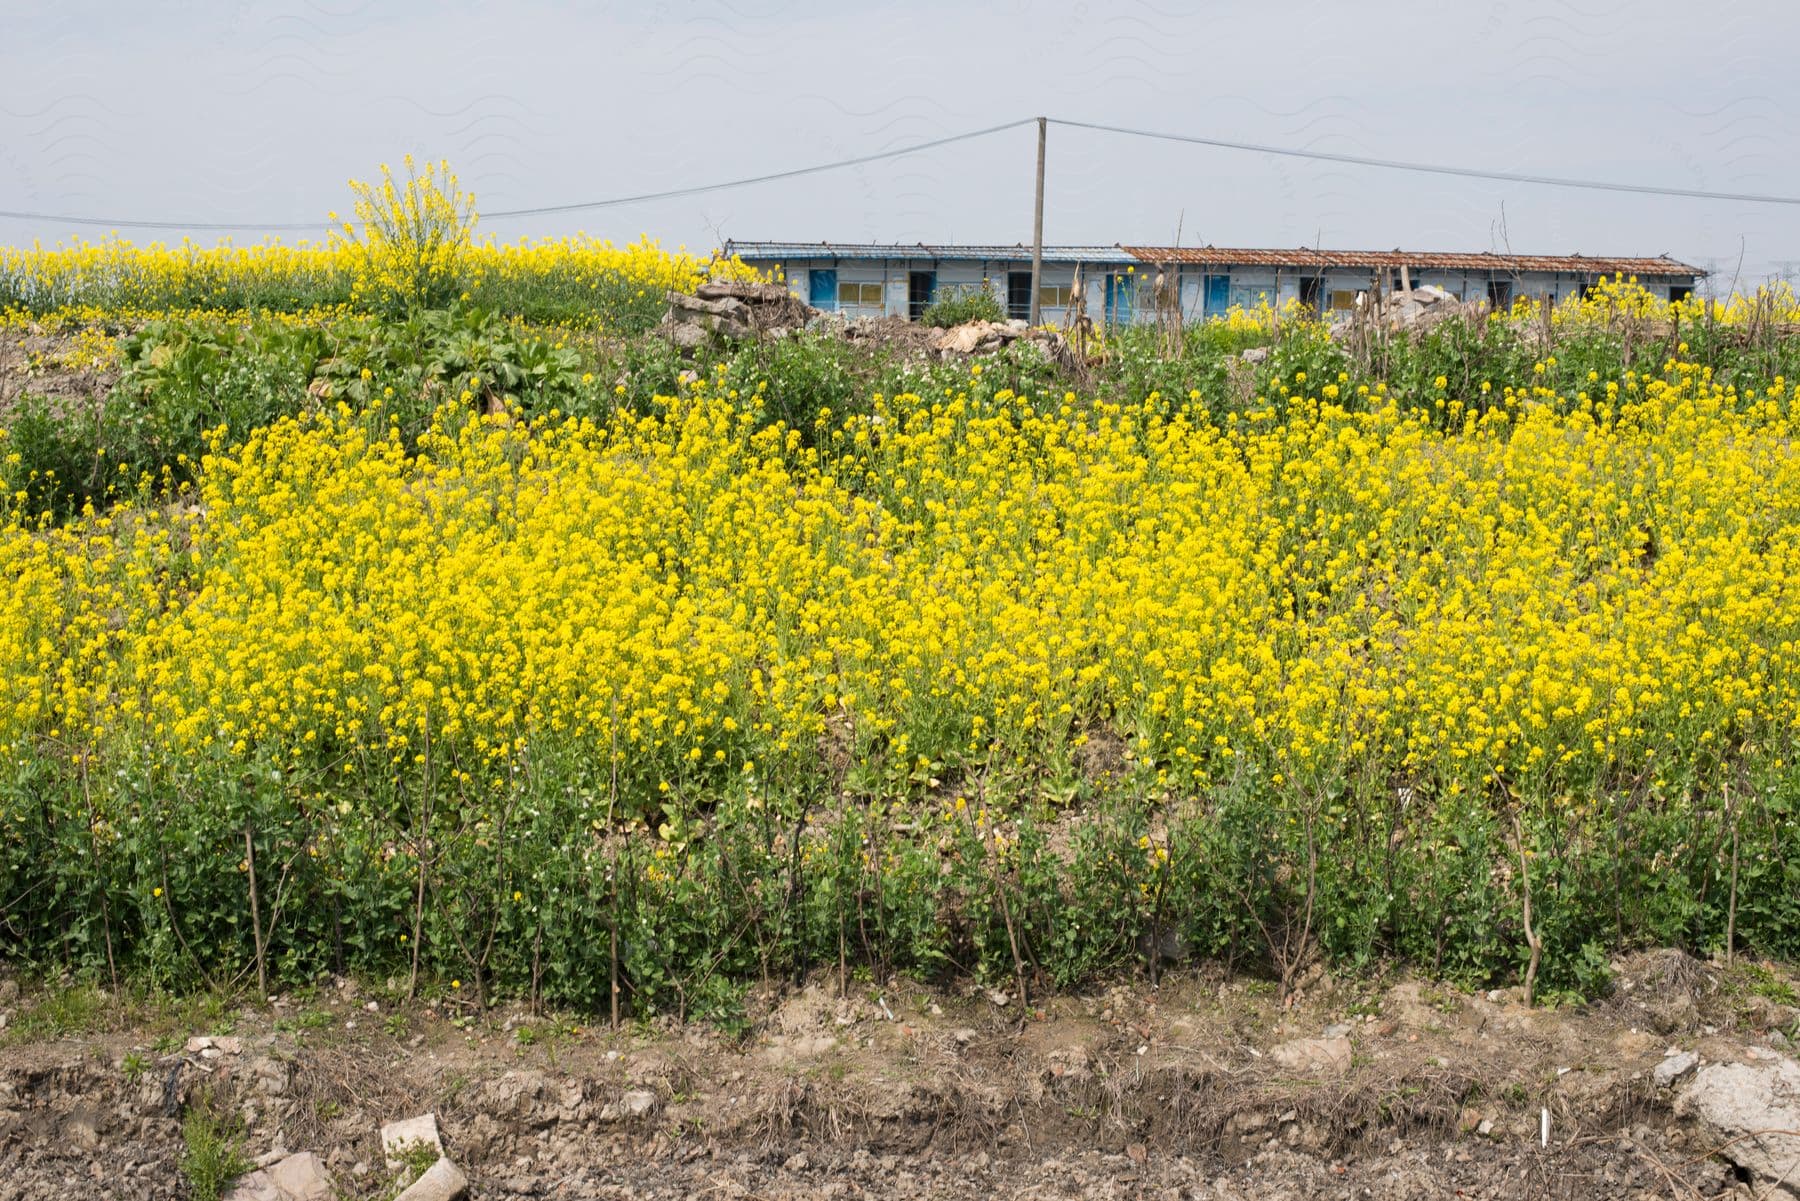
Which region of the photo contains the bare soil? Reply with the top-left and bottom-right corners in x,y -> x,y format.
1,951 -> 1795,1199
0,329 -> 117,416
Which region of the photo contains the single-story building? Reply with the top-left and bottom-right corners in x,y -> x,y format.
722,240 -> 1705,324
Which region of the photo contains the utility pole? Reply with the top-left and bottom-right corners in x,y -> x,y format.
1028,116 -> 1046,325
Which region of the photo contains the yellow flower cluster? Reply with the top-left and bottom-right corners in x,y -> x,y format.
2,354 -> 1796,807
1539,276 -> 1800,327
328,156 -> 478,311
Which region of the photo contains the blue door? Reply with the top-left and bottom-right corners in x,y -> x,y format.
809,268 -> 837,310
1105,273 -> 1135,324
1204,274 -> 1230,315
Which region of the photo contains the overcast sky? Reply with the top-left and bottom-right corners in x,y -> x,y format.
3,1 -> 1796,285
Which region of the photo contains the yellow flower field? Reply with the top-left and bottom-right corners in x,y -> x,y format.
4,352 -> 1795,809
0,231 -> 738,331
5,158 -> 1794,1005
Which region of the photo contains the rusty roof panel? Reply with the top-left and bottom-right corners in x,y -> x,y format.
1121,246 -> 1704,276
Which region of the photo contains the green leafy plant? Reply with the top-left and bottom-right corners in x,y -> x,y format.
180,1092 -> 251,1201
920,288 -> 1004,327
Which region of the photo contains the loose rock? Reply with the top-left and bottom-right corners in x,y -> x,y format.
224,1151 -> 335,1201
600,1089 -> 659,1121
1675,1057 -> 1800,1196
394,1156 -> 469,1201
1270,1036 -> 1353,1078
381,1113 -> 445,1171
1652,1050 -> 1698,1088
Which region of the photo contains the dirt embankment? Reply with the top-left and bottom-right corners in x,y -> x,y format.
1,951 -> 1796,1200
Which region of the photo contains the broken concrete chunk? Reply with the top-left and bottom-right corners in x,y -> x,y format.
381,1113 -> 444,1171
1675,1057 -> 1800,1196
393,1156 -> 468,1201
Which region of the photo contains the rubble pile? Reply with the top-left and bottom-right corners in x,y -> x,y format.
660,281 -> 816,346
661,288 -> 1075,364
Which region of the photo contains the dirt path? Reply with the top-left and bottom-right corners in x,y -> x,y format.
0,951 -> 1792,1199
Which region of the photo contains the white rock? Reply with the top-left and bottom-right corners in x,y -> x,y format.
1676,1057 -> 1800,1195
1653,1050 -> 1699,1088
224,1151 -> 334,1201
619,1089 -> 658,1118
1269,1036 -> 1353,1078
393,1156 -> 468,1201
267,1152 -> 335,1201
381,1113 -> 444,1171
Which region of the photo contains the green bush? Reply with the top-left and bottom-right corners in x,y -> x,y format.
921,289 -> 1004,328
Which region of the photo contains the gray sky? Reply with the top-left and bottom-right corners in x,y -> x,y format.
3,1 -> 1796,285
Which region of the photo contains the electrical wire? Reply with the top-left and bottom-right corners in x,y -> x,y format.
0,120 -> 1036,233
0,210 -> 328,233
480,119 -> 1036,219
3,113 -> 1798,234
1047,117 -> 1800,207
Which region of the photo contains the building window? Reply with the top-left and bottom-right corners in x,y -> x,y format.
1487,279 -> 1513,309
1299,277 -> 1323,311
837,281 -> 884,308
1330,290 -> 1360,312
1669,284 -> 1693,302
1038,284 -> 1074,309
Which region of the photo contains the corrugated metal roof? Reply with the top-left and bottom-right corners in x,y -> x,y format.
724,240 -> 1704,278
1121,245 -> 1704,277
725,240 -> 1133,264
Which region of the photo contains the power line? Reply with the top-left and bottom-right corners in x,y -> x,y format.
0,120 -> 1036,233
0,210 -> 327,233
481,119 -> 1036,219
4,113 -> 1800,234
1048,117 -> 1800,207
